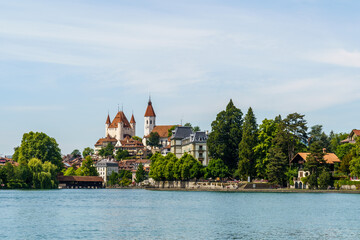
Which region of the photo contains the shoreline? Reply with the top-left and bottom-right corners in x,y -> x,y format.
144,187 -> 360,194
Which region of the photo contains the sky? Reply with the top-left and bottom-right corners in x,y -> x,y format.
1,0 -> 360,156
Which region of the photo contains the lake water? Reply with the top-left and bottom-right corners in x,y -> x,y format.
1,189 -> 360,239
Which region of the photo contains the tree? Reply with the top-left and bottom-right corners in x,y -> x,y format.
254,118 -> 279,179
132,136 -> 142,142
339,153 -> 353,174
204,158 -> 229,179
329,131 -> 348,153
283,113 -> 308,164
318,170 -> 332,189
184,123 -> 201,132
82,147 -> 94,158
167,126 -> 177,137
15,132 -> 62,168
266,144 -> 288,186
115,149 -> 129,161
64,167 -> 76,176
98,143 -> 114,158
135,163 -> 147,183
147,132 -> 161,148
71,149 -> 82,158
308,125 -> 330,150
335,143 -> 355,160
350,157 -> 360,178
237,107 -> 258,180
75,156 -> 98,176
207,99 -> 243,170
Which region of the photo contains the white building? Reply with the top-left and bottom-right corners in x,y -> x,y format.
95,159 -> 119,183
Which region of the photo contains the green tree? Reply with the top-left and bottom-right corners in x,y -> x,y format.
115,149 -> 129,161
205,158 -> 229,179
82,147 -> 94,158
180,153 -> 203,180
339,153 -> 353,174
71,149 -> 81,158
335,143 -> 355,160
329,131 -> 348,153
147,132 -> 161,148
350,157 -> 360,178
75,156 -> 98,176
254,118 -> 279,179
98,143 -> 114,158
283,113 -> 308,164
308,125 -> 330,150
318,170 -> 332,189
108,171 -> 119,186
64,167 -> 76,176
15,132 -> 62,168
237,107 -> 258,180
184,123 -> 201,132
307,173 -> 318,189
132,136 -> 142,142
167,126 -> 177,137
15,164 -> 32,188
266,144 -> 288,186
207,99 -> 243,170
135,163 -> 147,183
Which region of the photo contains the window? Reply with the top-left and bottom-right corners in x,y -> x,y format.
199,153 -> 203,157
150,120 -> 152,124
146,120 -> 148,124
199,145 -> 203,150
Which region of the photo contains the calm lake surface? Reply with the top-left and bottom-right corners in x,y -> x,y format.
1,189 -> 360,239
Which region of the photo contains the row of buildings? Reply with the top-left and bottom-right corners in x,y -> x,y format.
94,98 -> 209,166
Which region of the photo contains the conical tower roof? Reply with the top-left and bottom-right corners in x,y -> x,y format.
130,114 -> 136,123
106,114 -> 111,124
144,99 -> 156,117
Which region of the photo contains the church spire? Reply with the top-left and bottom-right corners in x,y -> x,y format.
144,98 -> 156,117
106,113 -> 111,124
130,112 -> 136,123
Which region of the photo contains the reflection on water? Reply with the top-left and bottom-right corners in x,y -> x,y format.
1,189 -> 359,239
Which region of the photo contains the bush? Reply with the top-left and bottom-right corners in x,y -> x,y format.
318,171 -> 332,189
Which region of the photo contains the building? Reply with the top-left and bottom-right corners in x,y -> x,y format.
95,159 -> 119,183
290,152 -> 341,189
170,126 -> 209,165
142,98 -> 175,151
341,129 -> 360,144
95,110 -> 136,153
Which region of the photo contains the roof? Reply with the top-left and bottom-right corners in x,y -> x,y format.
95,135 -> 117,146
144,100 -> 156,117
171,126 -> 193,140
106,114 -> 111,124
120,136 -> 144,148
291,152 -> 341,164
57,176 -> 103,182
109,111 -> 131,128
352,129 -> 360,137
146,125 -> 174,138
190,131 -> 208,143
130,114 -> 136,124
96,159 -> 119,167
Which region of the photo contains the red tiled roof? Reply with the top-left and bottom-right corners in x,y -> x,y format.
95,135 -> 117,146
292,152 -> 341,164
106,114 -> 111,124
109,111 -> 131,128
58,175 -> 103,182
120,136 -> 144,148
144,100 -> 156,117
353,129 -> 360,136
145,125 -> 174,138
130,114 -> 136,124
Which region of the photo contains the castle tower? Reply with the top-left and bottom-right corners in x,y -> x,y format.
105,113 -> 111,136
130,113 -> 136,136
144,98 -> 156,136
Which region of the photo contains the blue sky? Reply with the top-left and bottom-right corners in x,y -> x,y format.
1,0 -> 360,155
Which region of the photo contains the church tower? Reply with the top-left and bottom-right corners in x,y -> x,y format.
144,98 -> 156,136
130,113 -> 136,136
105,113 -> 111,136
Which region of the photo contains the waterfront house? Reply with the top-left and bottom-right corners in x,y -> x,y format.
341,129 -> 360,144
290,152 -> 341,189
95,159 -> 119,183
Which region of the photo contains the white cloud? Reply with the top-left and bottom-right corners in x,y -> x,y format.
309,49 -> 360,68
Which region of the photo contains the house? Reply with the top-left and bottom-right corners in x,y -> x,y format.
57,174 -> 103,189
341,129 -> 360,144
116,136 -> 144,156
290,152 -> 341,189
95,159 -> 119,183
170,126 -> 209,166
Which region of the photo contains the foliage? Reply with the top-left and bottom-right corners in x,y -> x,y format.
307,173 -> 318,189
335,143 -> 355,160
184,123 -> 201,132
167,126 -> 177,137
64,167 -> 76,176
108,170 -> 132,186
318,170 -> 332,189
308,125 -> 330,150
15,131 -> 62,168
339,153 -> 353,174
285,167 -> 298,186
207,99 -> 243,170
238,107 -> 258,179
149,153 -> 204,181
82,147 -> 94,158
115,149 -> 129,161
98,143 -> 114,158
205,158 -> 229,179
132,136 -> 142,142
71,149 -> 81,158
254,118 -> 279,179
74,156 -> 98,176
329,132 -> 348,153
349,157 -> 360,178
147,132 -> 161,148
266,144 -> 288,186
135,163 -> 147,183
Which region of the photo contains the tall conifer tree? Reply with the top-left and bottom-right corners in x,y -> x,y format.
207,99 -> 243,170
237,107 -> 258,179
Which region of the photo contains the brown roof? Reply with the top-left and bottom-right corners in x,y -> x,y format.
106,114 -> 111,124
130,114 -> 136,123
292,152 -> 341,164
352,129 -> 360,136
95,135 -> 117,146
146,125 -> 174,138
57,176 -> 103,182
109,111 -> 131,128
144,100 -> 156,117
120,136 -> 144,148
